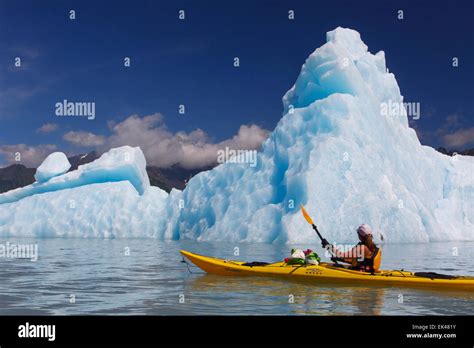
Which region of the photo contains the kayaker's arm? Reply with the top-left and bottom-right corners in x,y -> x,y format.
327,244 -> 362,265
323,240 -> 355,264
322,239 -> 349,262
300,206 -> 355,263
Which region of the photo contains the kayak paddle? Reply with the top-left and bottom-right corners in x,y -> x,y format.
300,205 -> 329,247
300,205 -> 340,262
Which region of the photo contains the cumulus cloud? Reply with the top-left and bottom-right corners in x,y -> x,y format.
0,144 -> 57,167
0,113 -> 269,169
103,113 -> 269,168
434,114 -> 474,148
442,127 -> 474,148
36,123 -> 59,134
415,113 -> 474,149
66,113 -> 270,169
63,131 -> 106,147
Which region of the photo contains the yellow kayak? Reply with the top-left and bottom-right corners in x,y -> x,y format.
180,250 -> 474,292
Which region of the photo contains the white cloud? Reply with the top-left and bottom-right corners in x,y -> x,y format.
0,113 -> 269,169
36,123 -> 59,134
0,144 -> 57,167
442,127 -> 474,148
66,113 -> 270,169
416,114 -> 474,149
105,113 -> 269,168
432,114 -> 474,148
63,131 -> 106,147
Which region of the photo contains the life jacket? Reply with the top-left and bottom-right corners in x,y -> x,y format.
353,242 -> 382,274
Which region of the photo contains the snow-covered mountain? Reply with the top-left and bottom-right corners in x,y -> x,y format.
0,27 -> 472,243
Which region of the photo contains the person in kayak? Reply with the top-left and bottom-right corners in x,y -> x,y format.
322,224 -> 382,273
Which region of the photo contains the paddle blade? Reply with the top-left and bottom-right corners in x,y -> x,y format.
300,205 -> 314,225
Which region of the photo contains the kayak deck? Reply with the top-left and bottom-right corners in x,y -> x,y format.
180,250 -> 474,292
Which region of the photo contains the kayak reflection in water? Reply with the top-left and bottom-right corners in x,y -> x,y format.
322,224 -> 382,273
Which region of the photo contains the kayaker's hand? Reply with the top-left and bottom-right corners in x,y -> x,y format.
321,239 -> 330,248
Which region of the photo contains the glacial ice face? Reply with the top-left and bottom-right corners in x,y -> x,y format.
165,27 -> 474,243
35,152 -> 71,182
0,27 -> 472,243
0,146 -> 149,205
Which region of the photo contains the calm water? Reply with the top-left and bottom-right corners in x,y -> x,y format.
0,238 -> 472,315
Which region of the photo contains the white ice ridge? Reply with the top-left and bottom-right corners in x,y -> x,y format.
0,27 -> 472,242
0,146 -> 149,205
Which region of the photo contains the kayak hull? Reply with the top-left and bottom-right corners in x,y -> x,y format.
180,250 -> 474,292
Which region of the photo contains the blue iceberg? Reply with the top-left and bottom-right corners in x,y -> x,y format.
0,146 -> 149,205
0,27 -> 472,243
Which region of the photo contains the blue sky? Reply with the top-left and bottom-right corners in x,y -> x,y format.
0,0 -> 473,167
